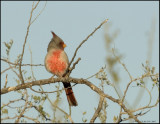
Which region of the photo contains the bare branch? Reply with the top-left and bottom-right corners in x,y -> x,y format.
112,48 -> 132,80
32,105 -> 51,121
66,19 -> 109,73
119,103 -> 142,123
1,77 -> 118,104
122,110 -> 150,122
1,75 -> 158,122
1,58 -> 44,66
133,18 -> 156,109
121,80 -> 133,103
19,1 -> 40,84
38,84 -> 74,123
2,99 -> 22,108
117,107 -> 122,123
29,45 -> 36,81
15,90 -> 29,123
1,65 -> 16,75
1,115 -> 17,121
121,89 -> 159,115
22,115 -> 40,123
30,83 -> 76,94
66,57 -> 81,77
90,96 -> 105,123
4,74 -> 8,88
30,1 -> 47,25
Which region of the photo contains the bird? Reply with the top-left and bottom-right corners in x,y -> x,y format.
44,31 -> 78,106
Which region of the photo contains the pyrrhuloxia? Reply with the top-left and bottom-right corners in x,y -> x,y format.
45,31 -> 78,106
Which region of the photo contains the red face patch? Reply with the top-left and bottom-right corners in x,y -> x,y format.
47,50 -> 67,76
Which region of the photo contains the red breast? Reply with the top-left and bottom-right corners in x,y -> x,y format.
45,49 -> 69,77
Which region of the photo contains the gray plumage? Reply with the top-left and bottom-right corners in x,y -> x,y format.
47,32 -> 64,52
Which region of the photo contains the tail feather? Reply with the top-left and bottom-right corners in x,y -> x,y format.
63,82 -> 78,106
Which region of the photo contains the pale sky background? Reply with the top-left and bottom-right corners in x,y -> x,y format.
1,1 -> 159,123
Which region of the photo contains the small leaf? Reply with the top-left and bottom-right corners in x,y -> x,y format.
2,109 -> 8,114
82,118 -> 87,123
113,116 -> 117,122
151,66 -> 155,74
140,80 -> 144,84
83,111 -> 87,115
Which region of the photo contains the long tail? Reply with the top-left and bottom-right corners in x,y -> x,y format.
63,82 -> 78,106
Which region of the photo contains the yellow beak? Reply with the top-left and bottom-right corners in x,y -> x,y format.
63,43 -> 67,48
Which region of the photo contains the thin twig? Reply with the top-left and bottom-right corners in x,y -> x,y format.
29,45 -> 36,81
121,80 -> 133,103
30,1 -> 47,25
30,83 -> 77,94
112,48 -> 132,80
121,109 -> 151,122
2,99 -> 22,108
4,74 -> 8,88
1,58 -> 44,66
119,102 -> 142,123
30,86 -> 63,94
140,85 -> 152,106
1,115 -> 18,121
66,19 -> 109,73
22,115 -> 40,123
1,65 -> 15,74
117,107 -> 122,123
66,57 -> 81,77
38,84 -> 74,123
90,96 -> 105,123
133,19 -> 156,108
15,90 -> 29,123
32,105 -> 51,121
121,87 -> 159,115
19,1 -> 40,84
7,57 -> 21,80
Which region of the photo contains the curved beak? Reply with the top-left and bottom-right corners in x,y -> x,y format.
62,43 -> 67,48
